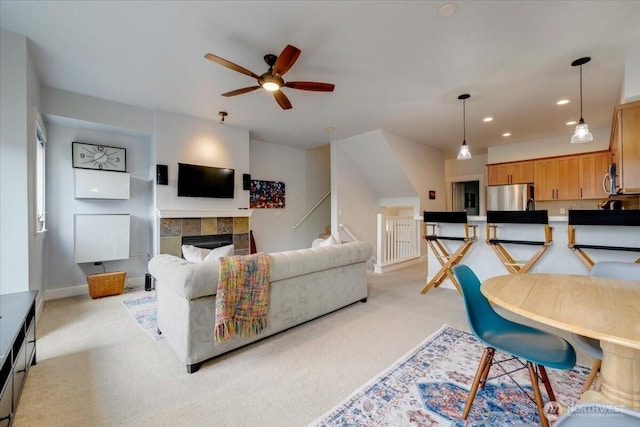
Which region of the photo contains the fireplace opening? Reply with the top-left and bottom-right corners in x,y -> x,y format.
181,234 -> 233,250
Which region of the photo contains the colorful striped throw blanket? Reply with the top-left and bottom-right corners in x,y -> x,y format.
214,253 -> 272,344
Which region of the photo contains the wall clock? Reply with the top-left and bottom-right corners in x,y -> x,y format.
72,142 -> 126,172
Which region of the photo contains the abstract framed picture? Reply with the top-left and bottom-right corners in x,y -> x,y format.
250,180 -> 285,208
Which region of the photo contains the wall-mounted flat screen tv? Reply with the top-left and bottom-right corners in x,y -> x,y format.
177,163 -> 235,199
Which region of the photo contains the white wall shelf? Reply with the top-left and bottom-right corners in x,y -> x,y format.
74,169 -> 130,199
74,214 -> 130,263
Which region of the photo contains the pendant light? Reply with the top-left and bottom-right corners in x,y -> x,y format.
457,94 -> 472,160
570,57 -> 593,143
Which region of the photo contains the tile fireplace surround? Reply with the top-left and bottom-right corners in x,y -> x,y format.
159,213 -> 250,257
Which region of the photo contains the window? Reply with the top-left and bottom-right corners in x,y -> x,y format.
35,109 -> 47,232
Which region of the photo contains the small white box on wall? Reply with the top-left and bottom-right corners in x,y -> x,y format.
74,169 -> 130,199
74,214 -> 130,263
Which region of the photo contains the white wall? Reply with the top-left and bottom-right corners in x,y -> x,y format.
250,140 -> 330,252
43,124 -> 153,294
41,86 -> 154,136
624,45 -> 640,102
331,142 -> 382,255
154,110 -> 250,212
487,128 -> 610,164
383,131 -> 446,213
331,130 -> 446,259
0,29 -> 41,296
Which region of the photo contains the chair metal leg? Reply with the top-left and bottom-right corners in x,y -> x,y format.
538,365 -> 556,402
527,363 -> 550,427
463,347 -> 494,419
581,359 -> 602,392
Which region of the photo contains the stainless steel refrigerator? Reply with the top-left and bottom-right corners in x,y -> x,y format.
486,184 -> 535,211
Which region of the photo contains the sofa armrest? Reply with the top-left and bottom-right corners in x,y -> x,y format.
148,254 -> 220,300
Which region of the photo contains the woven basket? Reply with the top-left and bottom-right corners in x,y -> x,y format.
87,271 -> 126,299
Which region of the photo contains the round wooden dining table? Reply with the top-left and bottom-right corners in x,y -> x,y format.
481,273 -> 640,410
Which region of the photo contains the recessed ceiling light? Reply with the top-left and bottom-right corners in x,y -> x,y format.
502,132 -> 511,137
326,127 -> 335,132
438,3 -> 457,17
566,121 -> 577,126
557,99 -> 570,105
483,117 -> 493,122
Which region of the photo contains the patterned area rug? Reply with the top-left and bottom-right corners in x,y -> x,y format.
122,293 -> 163,341
310,325 -> 589,427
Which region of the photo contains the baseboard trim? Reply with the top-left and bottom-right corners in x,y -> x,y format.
373,256 -> 425,274
44,276 -> 144,301
44,284 -> 88,301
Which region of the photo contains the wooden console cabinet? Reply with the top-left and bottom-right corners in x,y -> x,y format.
0,291 -> 37,427
610,100 -> 640,194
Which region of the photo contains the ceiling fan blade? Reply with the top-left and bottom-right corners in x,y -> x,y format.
222,86 -> 261,97
273,45 -> 301,76
285,81 -> 335,92
204,53 -> 260,79
273,90 -> 292,110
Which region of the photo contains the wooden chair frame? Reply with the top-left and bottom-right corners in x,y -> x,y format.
485,223 -> 553,274
568,224 -> 640,269
421,222 -> 477,295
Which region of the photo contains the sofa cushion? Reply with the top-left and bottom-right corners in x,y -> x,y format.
182,244 -> 234,263
182,245 -> 211,263
203,244 -> 234,263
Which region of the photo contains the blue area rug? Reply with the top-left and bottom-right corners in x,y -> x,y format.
122,293 -> 163,341
309,325 -> 589,427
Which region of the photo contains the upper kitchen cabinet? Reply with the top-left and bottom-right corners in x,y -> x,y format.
578,151 -> 611,199
610,100 -> 640,194
534,156 -> 580,201
487,160 -> 534,185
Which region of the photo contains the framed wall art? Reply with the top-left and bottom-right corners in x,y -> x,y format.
250,180 -> 285,208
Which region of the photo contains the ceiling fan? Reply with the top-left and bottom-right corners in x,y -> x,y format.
204,44 -> 335,110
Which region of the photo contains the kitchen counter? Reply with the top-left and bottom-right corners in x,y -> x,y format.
426,214 -> 639,290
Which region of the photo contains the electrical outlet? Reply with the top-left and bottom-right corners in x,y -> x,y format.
559,208 -> 566,215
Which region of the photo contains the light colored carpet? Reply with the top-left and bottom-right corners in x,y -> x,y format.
13,262 -> 594,427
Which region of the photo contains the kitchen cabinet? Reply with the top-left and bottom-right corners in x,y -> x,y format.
534,156 -> 580,201
578,151 -> 611,199
487,160 -> 533,185
610,100 -> 640,194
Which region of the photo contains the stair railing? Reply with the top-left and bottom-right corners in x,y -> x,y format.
375,214 -> 420,272
338,223 -> 358,242
292,190 -> 331,229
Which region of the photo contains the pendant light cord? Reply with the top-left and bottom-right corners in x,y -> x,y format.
579,64 -> 584,121
462,98 -> 466,142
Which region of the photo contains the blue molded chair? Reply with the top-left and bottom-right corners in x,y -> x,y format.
452,265 -> 577,427
571,261 -> 640,392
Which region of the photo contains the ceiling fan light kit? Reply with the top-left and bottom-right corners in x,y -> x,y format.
570,56 -> 593,144
205,45 -> 335,110
457,94 -> 472,160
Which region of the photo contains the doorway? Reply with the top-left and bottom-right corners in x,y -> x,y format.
452,181 -> 480,216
